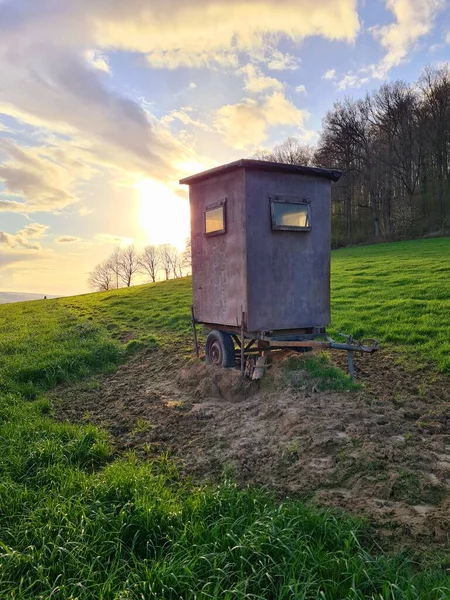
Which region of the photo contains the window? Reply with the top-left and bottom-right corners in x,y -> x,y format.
205,200 -> 226,236
270,195 -> 311,231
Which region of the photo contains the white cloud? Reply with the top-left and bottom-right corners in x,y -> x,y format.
0,0 -> 360,218
85,50 -> 111,73
240,64 -> 285,93
446,31 -> 450,44
295,84 -> 307,94
55,236 -> 82,243
189,82 -> 197,89
215,92 -> 309,149
322,68 -> 337,79
266,50 -> 300,71
161,108 -> 210,131
0,222 -> 48,250
146,49 -> 239,70
370,0 -> 445,78
0,1 -> 360,69
336,73 -> 369,90
0,137 -> 95,213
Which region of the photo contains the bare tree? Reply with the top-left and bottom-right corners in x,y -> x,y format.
182,237 -> 192,275
140,245 -> 160,283
119,244 -> 140,287
254,137 -> 316,166
88,260 -> 114,291
106,247 -> 122,289
158,243 -> 178,280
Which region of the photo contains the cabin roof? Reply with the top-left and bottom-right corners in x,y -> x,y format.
179,158 -> 342,185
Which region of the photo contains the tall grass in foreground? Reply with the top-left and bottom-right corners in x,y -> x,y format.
1,395 -> 449,599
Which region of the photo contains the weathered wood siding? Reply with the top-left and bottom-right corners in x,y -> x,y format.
245,170 -> 331,331
190,168 -> 247,326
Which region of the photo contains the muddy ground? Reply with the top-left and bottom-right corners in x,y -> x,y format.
53,347 -> 450,551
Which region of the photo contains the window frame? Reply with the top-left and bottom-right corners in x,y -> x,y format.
204,198 -> 227,237
269,194 -> 311,231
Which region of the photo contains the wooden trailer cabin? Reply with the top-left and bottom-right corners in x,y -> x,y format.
180,158 -> 343,370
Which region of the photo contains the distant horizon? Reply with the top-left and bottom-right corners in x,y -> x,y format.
0,291 -> 60,304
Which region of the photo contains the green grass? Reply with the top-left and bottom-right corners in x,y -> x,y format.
1,396 -> 450,599
0,238 -> 450,598
280,353 -> 360,392
331,238 -> 450,372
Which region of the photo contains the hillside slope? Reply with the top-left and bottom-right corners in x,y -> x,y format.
0,238 -> 450,599
1,237 -> 449,397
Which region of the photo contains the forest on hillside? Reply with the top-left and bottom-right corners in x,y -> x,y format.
257,65 -> 450,247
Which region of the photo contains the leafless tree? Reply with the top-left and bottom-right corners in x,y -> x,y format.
119,244 -> 140,287
88,260 -> 114,291
140,244 -> 160,283
158,243 -> 178,280
106,247 -> 122,289
254,137 -> 316,166
182,237 -> 192,275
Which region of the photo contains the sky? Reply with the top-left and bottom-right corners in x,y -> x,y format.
0,0 -> 449,296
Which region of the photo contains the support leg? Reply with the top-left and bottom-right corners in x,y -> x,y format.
191,306 -> 199,358
240,312 -> 245,376
347,350 -> 355,381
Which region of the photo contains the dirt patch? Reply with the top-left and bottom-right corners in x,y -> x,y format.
52,347 -> 450,551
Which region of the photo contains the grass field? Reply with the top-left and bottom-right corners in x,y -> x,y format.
0,237 -> 449,598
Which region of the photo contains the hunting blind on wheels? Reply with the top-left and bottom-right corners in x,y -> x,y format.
180,159 -> 377,379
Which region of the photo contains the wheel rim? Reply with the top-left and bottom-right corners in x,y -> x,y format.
209,340 -> 223,365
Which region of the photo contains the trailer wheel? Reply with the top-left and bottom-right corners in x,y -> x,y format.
205,330 -> 235,368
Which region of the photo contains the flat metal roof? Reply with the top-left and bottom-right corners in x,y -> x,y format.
179,158 -> 342,185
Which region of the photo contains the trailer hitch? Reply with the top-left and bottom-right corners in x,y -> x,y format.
328,332 -> 379,381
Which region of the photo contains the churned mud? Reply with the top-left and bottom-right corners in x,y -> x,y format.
53,346 -> 450,550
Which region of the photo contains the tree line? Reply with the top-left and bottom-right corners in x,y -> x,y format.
88,242 -> 191,291
257,64 -> 450,247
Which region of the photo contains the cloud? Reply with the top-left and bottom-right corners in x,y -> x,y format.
215,92 -> 309,148
446,31 -> 450,44
0,1 -> 360,69
0,137 -> 91,213
146,49 -> 239,70
322,68 -> 337,80
370,0 -> 445,78
85,50 -> 111,73
0,47 -> 183,180
161,108 -> 210,132
55,236 -> 82,243
240,64 -> 285,93
0,0 -> 359,216
265,50 -> 300,71
0,222 -> 48,250
336,73 -> 369,90
295,84 -> 307,94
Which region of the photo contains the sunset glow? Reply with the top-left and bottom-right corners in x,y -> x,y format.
136,179 -> 190,251
1,0 -> 448,295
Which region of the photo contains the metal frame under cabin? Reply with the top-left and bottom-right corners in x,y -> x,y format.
191,314 -> 378,379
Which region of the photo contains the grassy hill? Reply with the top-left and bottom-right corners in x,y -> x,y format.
1,237 -> 449,400
0,238 -> 449,598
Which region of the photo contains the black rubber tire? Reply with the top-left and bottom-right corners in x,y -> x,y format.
205,330 -> 235,368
